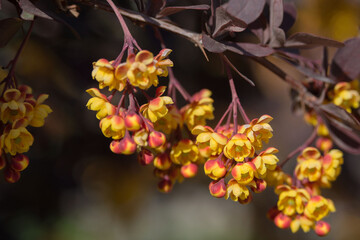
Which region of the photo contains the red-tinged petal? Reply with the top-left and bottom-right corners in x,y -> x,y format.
250,179 -> 267,193
110,138 -> 136,155
155,86 -> 167,97
11,154 -> 29,171
135,50 -> 154,65
274,213 -> 291,229
148,131 -> 166,148
86,88 -> 106,99
138,149 -> 154,165
4,167 -> 20,183
155,49 -> 172,60
315,221 -> 331,236
154,153 -> 172,170
115,63 -> 130,80
181,163 -> 198,178
209,179 -> 226,198
258,114 -> 273,124
238,192 -> 252,204
125,112 -> 143,131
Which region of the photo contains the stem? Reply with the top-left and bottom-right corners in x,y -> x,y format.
225,63 -> 239,134
236,98 -> 250,124
214,102 -> 233,131
168,69 -> 191,102
279,127 -> 318,168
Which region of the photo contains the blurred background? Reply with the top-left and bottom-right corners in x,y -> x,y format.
0,0 -> 360,239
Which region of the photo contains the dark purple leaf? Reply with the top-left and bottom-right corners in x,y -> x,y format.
284,32 -> 344,48
226,42 -> 275,57
202,33 -> 226,53
269,0 -> 285,47
212,6 -> 247,37
319,103 -> 360,130
295,65 -> 334,83
0,18 -> 23,48
18,0 -> 52,20
157,4 -> 210,18
280,2 -> 296,32
147,0 -> 166,17
330,37 -> 360,82
248,13 -> 270,44
226,0 -> 266,24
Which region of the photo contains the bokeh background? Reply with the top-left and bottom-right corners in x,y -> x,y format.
0,0 -> 360,239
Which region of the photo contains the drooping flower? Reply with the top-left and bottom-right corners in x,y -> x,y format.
223,134 -> 254,162
331,82 -> 360,113
231,162 -> 257,185
225,178 -> 251,202
99,115 -> 126,140
290,215 -> 314,233
86,88 -> 116,119
239,115 -> 273,150
154,49 -> 174,77
252,147 -> 279,178
192,125 -> 228,157
0,88 -> 26,123
304,196 -> 335,221
26,94 -> 52,127
295,147 -> 322,182
153,106 -> 182,134
170,139 -> 199,165
140,96 -> 174,123
92,59 -> 125,91
275,185 -> 310,216
204,156 -> 227,180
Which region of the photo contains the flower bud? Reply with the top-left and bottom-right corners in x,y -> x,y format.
158,178 -> 173,193
4,167 -> 20,183
315,221 -> 331,236
316,137 -> 333,153
148,131 -> 166,149
180,163 -> 198,178
238,192 -> 253,204
138,149 -> 154,165
110,137 -> 136,155
154,153 -> 172,170
274,213 -> 291,229
125,112 -> 143,131
250,179 -> 267,193
209,179 -> 226,198
11,154 -> 29,171
204,157 -> 226,180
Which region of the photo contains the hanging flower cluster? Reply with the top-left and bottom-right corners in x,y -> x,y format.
0,85 -> 52,183
192,114 -> 280,204
268,146 -> 341,236
86,46 -> 216,192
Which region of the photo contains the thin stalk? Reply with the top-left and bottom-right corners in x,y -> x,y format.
279,127 -> 318,168
214,102 -> 233,131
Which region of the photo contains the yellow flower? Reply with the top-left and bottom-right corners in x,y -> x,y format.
1,119 -> 34,156
0,88 -> 26,123
231,162 -> 257,185
252,147 -> 279,178
154,106 -> 182,134
225,178 -> 250,202
181,89 -> 214,130
321,149 -> 343,187
275,185 -> 310,216
295,147 -> 322,182
239,115 -> 273,150
204,156 -> 227,180
86,88 -> 116,119
140,96 -> 174,123
304,196 -> 335,221
331,82 -> 360,113
99,115 -> 126,139
27,94 -> 52,127
290,215 -> 315,233
170,139 -> 199,165
92,59 -> 125,91
223,134 -> 254,162
154,49 -> 174,77
192,125 -> 228,157
264,167 -> 292,187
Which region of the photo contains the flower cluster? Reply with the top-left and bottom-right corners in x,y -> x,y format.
328,81 -> 360,113
0,85 -> 52,183
87,48 -> 215,192
268,147 -> 340,236
192,115 -> 280,204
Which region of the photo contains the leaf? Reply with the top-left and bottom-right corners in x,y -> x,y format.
248,13 -> 270,44
318,104 -> 360,154
147,0 -> 166,17
284,32 -> 344,48
0,18 -> 23,48
226,42 -> 275,57
157,4 -> 210,18
269,0 -> 285,47
330,37 -> 360,82
212,6 -> 247,37
295,65 -> 334,83
226,0 -> 266,25
18,0 -> 53,20
202,33 -> 227,53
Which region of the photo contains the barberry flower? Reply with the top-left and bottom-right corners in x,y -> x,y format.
225,178 -> 251,202
290,215 -> 314,233
154,49 -> 173,77
264,167 -> 292,187
153,106 -> 181,134
140,95 -> 174,123
231,162 -> 257,185
110,134 -> 136,155
1,119 -> 34,156
295,147 -> 322,182
274,213 -> 292,229
148,131 -> 166,149
223,134 -> 254,162
239,115 -> 273,150
209,179 -> 226,198
138,148 -> 154,165
10,154 -> 29,172
252,147 -> 279,178
204,156 -> 227,180
0,88 -> 26,123
99,115 -> 126,139
170,139 -> 199,165
192,125 -> 228,157
181,89 -> 214,130
27,94 -> 52,127
153,153 -> 172,170
304,196 -> 335,221
86,88 -> 116,119
92,59 -> 125,91
275,185 -> 310,216
314,221 -> 331,236
331,82 -> 360,113
124,111 -> 143,131
180,163 -> 198,178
